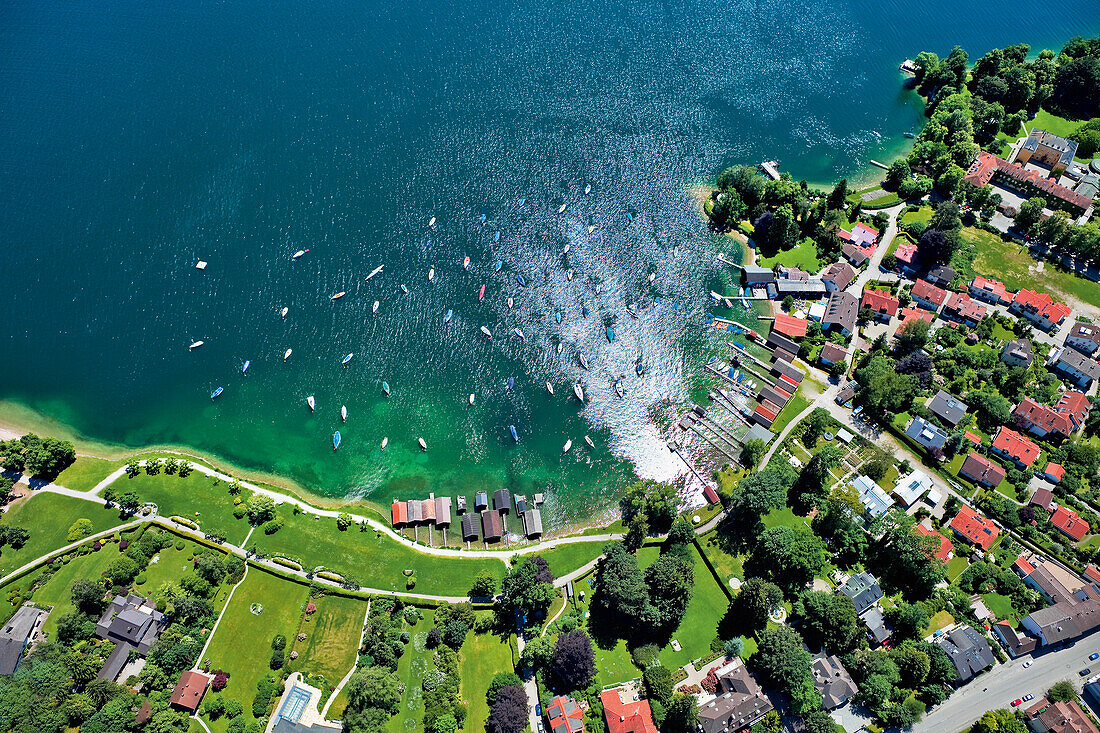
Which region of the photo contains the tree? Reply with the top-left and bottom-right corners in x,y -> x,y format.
748,526 -> 828,592
117,491 -> 141,514
67,518 -> 93,542
730,464 -> 794,520
620,479 -> 679,533
500,557 -> 555,620
871,511 -> 947,598
802,709 -> 837,733
125,460 -> 141,477
795,591 -> 860,653
3,526 -> 29,549
739,439 -> 767,469
970,390 -> 1013,432
486,683 -> 528,733
71,579 -> 106,614
104,556 -> 139,586
826,179 -> 849,211
1048,680 -> 1078,702
1015,196 -> 1046,232
644,554 -> 694,632
731,578 -> 784,630
751,626 -> 818,713
643,664 -> 673,706
551,630 -> 596,690
892,642 -> 931,687
430,714 -> 458,733
194,553 -> 227,585
885,160 -> 911,189
887,602 -> 931,642
486,672 -> 523,705
247,495 -> 276,525
337,513 -> 354,531
782,295 -> 795,311
895,318 -> 930,355
1052,56 -> 1100,119
592,542 -> 654,629
0,477 -> 12,505
19,435 -> 76,478
975,709 -> 1028,733
343,667 -> 403,731
662,694 -> 699,733
801,408 -> 831,448
790,444 -> 844,514
470,569 -> 498,598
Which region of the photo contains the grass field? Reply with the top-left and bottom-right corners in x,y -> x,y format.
139,535 -> 204,591
249,512 -> 506,596
290,593 -> 367,703
459,631 -> 515,731
900,208 -> 932,226
531,542 -> 607,579
946,556 -> 970,582
0,493 -> 128,576
967,227 -> 1100,309
761,506 -> 811,531
654,546 -> 730,670
769,394 -> 811,438
386,608 -> 438,733
200,569 -> 310,733
55,457 -> 125,493
32,545 -> 122,636
756,237 -> 822,272
924,610 -> 955,636
113,470 -> 252,546
981,592 -> 1016,625
697,533 -> 745,585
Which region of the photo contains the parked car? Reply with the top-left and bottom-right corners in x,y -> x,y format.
1023,660 -> 1033,668
1023,694 -> 1034,702
1080,668 -> 1091,677
1011,699 -> 1022,707
1089,652 -> 1098,661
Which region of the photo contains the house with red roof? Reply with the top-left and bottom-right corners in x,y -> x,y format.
911,279 -> 948,312
949,505 -> 1000,551
1010,289 -> 1073,332
1051,505 -> 1090,542
1044,463 -> 1065,484
942,292 -> 987,326
841,242 -> 870,267
1055,391 -> 1091,430
1013,398 -> 1078,439
969,276 -> 1012,305
959,452 -> 1006,488
963,150 -> 1093,216
915,523 -> 953,563
170,671 -> 212,712
851,222 -> 880,247
704,484 -> 721,505
772,314 -> 808,340
897,307 -> 935,326
1085,565 -> 1100,586
1014,556 -> 1036,577
861,288 -> 900,322
391,501 -> 409,526
894,242 -> 918,271
547,695 -> 586,733
964,431 -> 982,446
601,688 -> 659,733
991,426 -> 1041,468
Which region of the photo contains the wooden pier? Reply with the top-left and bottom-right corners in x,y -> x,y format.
759,160 -> 781,180
727,342 -> 779,387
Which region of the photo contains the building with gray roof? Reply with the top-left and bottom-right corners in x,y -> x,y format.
837,572 -> 884,615
95,594 -> 165,681
460,513 -> 479,542
928,389 -> 968,427
696,658 -> 773,733
811,654 -> 858,710
823,291 -> 859,336
905,416 -> 948,452
523,508 -> 543,538
937,625 -> 996,682
1016,129 -> 1079,175
0,605 -> 48,676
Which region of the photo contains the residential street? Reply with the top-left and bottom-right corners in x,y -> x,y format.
913,631 -> 1100,733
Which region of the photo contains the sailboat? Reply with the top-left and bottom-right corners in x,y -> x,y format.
189,340 -> 204,350
518,198 -> 525,207
509,425 -> 519,442
494,231 -> 500,242
307,395 -> 316,411
573,384 -> 584,402
293,249 -> 309,260
584,435 -> 595,449
614,380 -> 624,398
418,437 -> 428,451
507,376 -> 515,391
381,381 -> 391,396
242,360 -> 250,375
627,304 -> 638,319
400,284 -> 409,294
330,291 -> 346,301
563,439 -> 572,453
582,305 -> 589,318
516,274 -> 527,287
478,284 -> 486,301
494,260 -> 503,272
333,431 -> 341,451
469,393 -> 475,405
546,381 -> 555,395
606,326 -> 615,342
563,243 -> 570,255
578,353 -> 589,370
211,387 -> 224,400
507,296 -> 514,309
557,203 -> 567,214
429,216 -> 437,227
342,353 -> 354,365
372,300 -> 379,315
381,437 -> 389,451
444,309 -> 453,322
366,264 -> 384,281
480,326 -> 492,339
584,184 -> 591,195
280,307 -> 288,318
566,270 -> 573,281
587,225 -> 595,233
428,265 -> 435,281
341,405 -> 347,422
284,348 -> 293,361
557,342 -> 563,354
513,328 -> 525,340
463,255 -> 471,270
479,214 -> 487,225
648,272 -> 656,283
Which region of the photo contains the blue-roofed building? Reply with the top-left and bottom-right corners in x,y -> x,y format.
905,416 -> 948,453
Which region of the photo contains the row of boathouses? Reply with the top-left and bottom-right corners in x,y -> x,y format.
391,489 -> 544,542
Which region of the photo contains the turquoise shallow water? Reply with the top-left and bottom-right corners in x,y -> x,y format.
1,0 -> 1098,527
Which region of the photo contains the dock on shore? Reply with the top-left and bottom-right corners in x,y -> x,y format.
869,159 -> 889,170
759,160 -> 781,180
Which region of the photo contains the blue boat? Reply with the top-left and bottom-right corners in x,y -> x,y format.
606,326 -> 615,342
518,198 -> 525,207
555,311 -> 562,324
444,309 -> 453,322
494,260 -> 503,272
479,213 -> 487,224
582,305 -> 589,318
382,381 -> 391,396
626,211 -> 635,222
516,274 -> 527,287
509,425 -> 519,443
210,387 -> 224,400
241,360 -> 250,375
507,376 -> 515,391
333,431 -> 341,451
494,231 -> 500,242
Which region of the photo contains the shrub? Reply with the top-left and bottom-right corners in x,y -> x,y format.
272,634 -> 286,651
631,644 -> 660,669
175,541 -> 185,550
67,519 -> 93,542
270,648 -> 284,670
134,573 -> 147,585
212,673 -> 230,692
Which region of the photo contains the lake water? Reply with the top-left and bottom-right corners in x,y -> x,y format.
1,0 -> 1097,527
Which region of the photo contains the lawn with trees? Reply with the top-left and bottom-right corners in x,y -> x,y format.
0,492 -> 128,576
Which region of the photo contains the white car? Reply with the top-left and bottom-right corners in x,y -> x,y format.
1023,660 -> 1033,668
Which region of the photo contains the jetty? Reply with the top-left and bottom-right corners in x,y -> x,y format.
869,160 -> 889,170
759,160 -> 781,180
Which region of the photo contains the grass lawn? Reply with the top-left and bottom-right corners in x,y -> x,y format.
116,470 -> 252,546
0,493 -> 128,576
249,513 -> 506,597
967,227 -> 1100,310
946,556 -> 970,582
1027,110 -> 1084,151
992,322 -> 1015,341
200,569 -> 310,733
697,532 -> 745,584
924,610 -> 955,637
769,394 -> 811,438
290,593 -> 367,705
32,545 -> 123,636
459,631 -> 516,731
55,457 -> 125,493
756,237 -> 822,272
981,592 -> 1016,625
876,465 -> 900,491
386,609 -> 438,733
900,208 -> 932,226
139,535 -> 205,592
532,541 -> 608,579
656,545 -> 730,670
761,506 -> 811,531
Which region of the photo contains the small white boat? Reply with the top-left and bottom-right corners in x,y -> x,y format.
372,300 -> 380,315
587,225 -> 595,233
584,184 -> 591,195
546,381 -> 555,395
428,265 -> 435,281
566,270 -> 573,281
307,395 -> 315,411
584,435 -> 595,449
563,439 -> 572,453
242,360 -> 250,375
507,296 -> 514,309
341,405 -> 347,422
563,243 -> 570,254
189,340 -> 204,350
342,353 -> 354,365
648,272 -> 656,283
557,203 -> 567,214
381,437 -> 389,451
418,437 -> 427,451
292,249 -> 309,260
578,353 -> 589,370
330,291 -> 346,301
480,326 -> 492,339
284,348 -> 293,361
556,342 -> 563,354
366,264 -> 384,281
428,216 -> 436,228
573,384 -> 584,402
463,256 -> 470,270
513,328 -> 525,340
400,284 -> 409,294
469,393 -> 475,405
280,307 -> 288,319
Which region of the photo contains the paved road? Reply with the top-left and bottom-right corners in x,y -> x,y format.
913,632 -> 1100,733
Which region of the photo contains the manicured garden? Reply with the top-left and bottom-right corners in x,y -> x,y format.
385,608 -> 439,733
31,543 -> 123,636
0,492 -> 127,576
114,470 -> 253,546
459,628 -> 516,731
54,456 -> 125,492
289,593 -> 368,704
755,236 -> 822,271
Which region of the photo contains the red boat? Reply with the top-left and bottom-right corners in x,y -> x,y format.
478,284 -> 486,301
